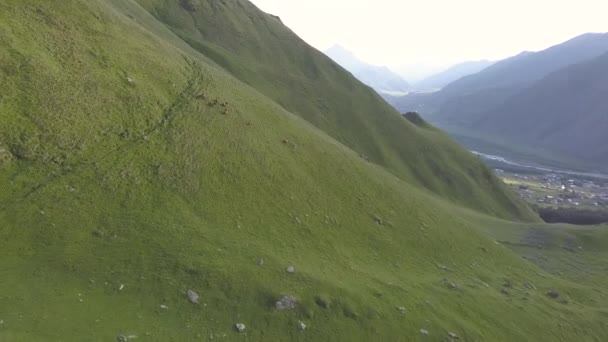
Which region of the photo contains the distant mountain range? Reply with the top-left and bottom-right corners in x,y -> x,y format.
325,45 -> 410,95
472,51 -> 608,170
414,60 -> 494,91
388,33 -> 608,171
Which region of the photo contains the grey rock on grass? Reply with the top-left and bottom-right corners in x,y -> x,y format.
275,295 -> 297,310
443,278 -> 458,289
187,290 -> 199,304
235,323 -> 246,333
448,332 -> 459,339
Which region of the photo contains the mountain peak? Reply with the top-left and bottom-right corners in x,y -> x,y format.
324,45 -> 410,93
324,44 -> 358,64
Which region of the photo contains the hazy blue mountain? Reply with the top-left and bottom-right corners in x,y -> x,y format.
389,33 -> 608,122
441,33 -> 608,98
386,32 -> 608,171
414,60 -> 494,91
471,51 -> 608,170
325,44 -> 410,94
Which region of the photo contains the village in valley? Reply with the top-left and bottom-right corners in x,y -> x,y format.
497,169 -> 608,210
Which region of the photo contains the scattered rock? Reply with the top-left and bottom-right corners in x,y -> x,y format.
275,295 -> 298,310
420,329 -> 429,335
524,282 -> 536,290
234,323 -> 246,333
397,306 -> 407,315
436,264 -> 451,271
119,284 -> 124,291
443,278 -> 458,290
448,332 -> 459,339
476,279 -> 490,288
117,335 -> 128,342
546,291 -> 559,299
286,266 -> 295,273
282,139 -> 289,144
298,320 -> 307,330
126,77 -> 134,84
186,290 -> 199,304
160,304 -> 168,310
373,215 -> 384,225
257,258 -> 264,266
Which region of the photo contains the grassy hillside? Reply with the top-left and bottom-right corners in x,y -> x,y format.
131,0 -> 534,221
1,1 -> 607,341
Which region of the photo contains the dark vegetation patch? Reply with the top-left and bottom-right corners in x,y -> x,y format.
179,0 -> 196,12
534,205 -> 608,225
402,112 -> 432,129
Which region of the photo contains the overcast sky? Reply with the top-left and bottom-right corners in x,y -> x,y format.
249,0 -> 607,78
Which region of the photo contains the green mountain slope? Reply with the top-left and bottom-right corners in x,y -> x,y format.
1,1 -> 607,341
132,0 -> 534,221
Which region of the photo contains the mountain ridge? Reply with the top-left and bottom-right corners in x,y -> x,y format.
387,32 -> 608,170
324,44 -> 411,94
135,0 -> 533,220
414,60 -> 494,91
469,51 -> 608,170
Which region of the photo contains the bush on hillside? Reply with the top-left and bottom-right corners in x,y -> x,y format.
534,205 -> 608,225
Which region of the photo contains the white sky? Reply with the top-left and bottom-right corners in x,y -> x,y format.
249,0 -> 607,78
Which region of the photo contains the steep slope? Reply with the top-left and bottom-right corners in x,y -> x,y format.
390,33 -> 608,126
324,44 -> 410,95
129,0 -> 533,221
4,1 -> 608,341
469,52 -> 608,171
413,60 -> 494,91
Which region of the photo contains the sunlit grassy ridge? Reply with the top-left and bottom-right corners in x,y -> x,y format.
0,1 -> 606,341
133,0 -> 536,221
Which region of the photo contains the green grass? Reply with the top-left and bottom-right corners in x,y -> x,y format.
0,0 -> 606,341
133,0 -> 536,222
